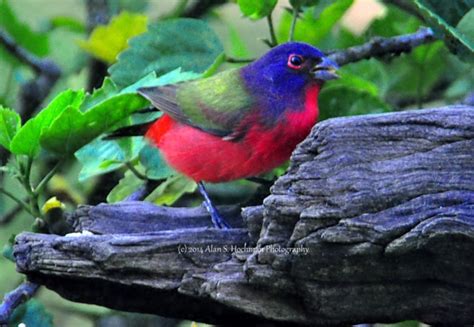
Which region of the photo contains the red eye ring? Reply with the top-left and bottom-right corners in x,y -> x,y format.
287,54 -> 304,69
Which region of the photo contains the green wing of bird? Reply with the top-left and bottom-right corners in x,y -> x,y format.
138,68 -> 255,137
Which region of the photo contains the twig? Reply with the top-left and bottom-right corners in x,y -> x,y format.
266,14 -> 278,47
0,31 -> 58,76
0,282 -> 40,324
328,27 -> 436,66
0,29 -> 61,119
34,160 -> 62,194
0,30 -> 59,202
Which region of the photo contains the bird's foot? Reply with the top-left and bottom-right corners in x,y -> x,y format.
201,200 -> 230,229
197,182 -> 231,229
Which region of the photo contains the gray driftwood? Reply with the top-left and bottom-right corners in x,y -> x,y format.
14,105 -> 474,326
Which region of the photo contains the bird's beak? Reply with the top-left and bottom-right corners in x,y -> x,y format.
311,57 -> 339,81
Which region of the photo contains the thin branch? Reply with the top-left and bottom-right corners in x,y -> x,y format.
0,29 -> 61,121
0,282 -> 40,324
266,14 -> 278,47
34,160 -> 62,195
328,27 -> 436,67
0,31 -> 59,77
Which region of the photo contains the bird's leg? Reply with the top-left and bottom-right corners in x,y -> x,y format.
197,182 -> 230,229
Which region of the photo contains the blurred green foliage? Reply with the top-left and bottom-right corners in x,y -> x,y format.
0,0 -> 472,326
237,0 -> 278,20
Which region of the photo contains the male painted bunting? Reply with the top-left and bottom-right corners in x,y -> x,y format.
112,42 -> 338,228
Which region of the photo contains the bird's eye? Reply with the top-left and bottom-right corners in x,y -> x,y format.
287,54 -> 304,69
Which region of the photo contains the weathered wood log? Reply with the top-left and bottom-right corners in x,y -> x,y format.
14,105 -> 474,326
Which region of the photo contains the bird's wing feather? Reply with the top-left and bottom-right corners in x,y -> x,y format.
138,69 -> 255,138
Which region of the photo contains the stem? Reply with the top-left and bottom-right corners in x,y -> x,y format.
126,162 -> 147,181
167,0 -> 189,18
266,14 -> 278,47
24,157 -> 33,191
289,7 -> 299,42
0,188 -> 35,217
20,157 -> 41,218
34,160 -> 62,195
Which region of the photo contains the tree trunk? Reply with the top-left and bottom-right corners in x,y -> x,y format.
14,105 -> 474,326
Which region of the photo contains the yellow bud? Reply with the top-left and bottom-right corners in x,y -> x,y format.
42,196 -> 65,214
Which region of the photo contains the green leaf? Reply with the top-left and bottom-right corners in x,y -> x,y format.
385,42 -> 446,101
80,77 -> 120,112
10,90 -> 85,158
237,0 -> 278,20
107,170 -> 144,203
278,0 -> 353,44
9,299 -> 53,327
415,0 -> 473,25
414,0 -> 474,62
75,137 -> 145,181
109,18 -> 223,87
0,0 -> 49,57
121,68 -> 201,94
49,16 -> 86,33
444,63 -> 474,100
0,106 -> 20,151
328,71 -> 379,96
368,5 -> 420,37
457,9 -> 474,47
139,143 -> 175,180
40,93 -> 148,155
78,11 -> 148,64
146,175 -> 196,206
319,85 -> 390,121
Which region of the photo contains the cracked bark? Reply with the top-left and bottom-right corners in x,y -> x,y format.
13,105 -> 474,326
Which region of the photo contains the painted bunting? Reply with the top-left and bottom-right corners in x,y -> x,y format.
112,42 -> 338,228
